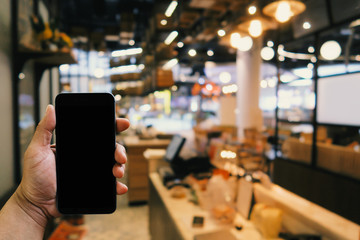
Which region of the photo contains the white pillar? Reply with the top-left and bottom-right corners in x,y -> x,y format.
236,38 -> 263,139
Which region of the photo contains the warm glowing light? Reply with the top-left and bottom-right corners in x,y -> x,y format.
207,50 -> 214,56
308,46 -> 315,53
303,21 -> 311,29
129,40 -> 135,46
217,29 -> 226,37
230,33 -> 241,49
238,36 -> 253,51
160,19 -> 168,26
275,1 -> 293,23
188,49 -> 197,57
249,20 -> 263,37
311,56 -> 317,63
219,72 -> 231,83
111,48 -> 143,57
248,6 -> 257,15
220,150 -> 237,159
171,85 -> 178,91
261,47 -> 275,61
307,63 -> 314,69
222,84 -> 238,94
267,41 -> 274,47
205,83 -> 213,91
60,64 -> 70,72
165,1 -> 178,17
163,58 -> 178,70
260,79 -> 268,88
230,33 -> 253,51
177,42 -> 184,48
115,94 -> 122,101
94,68 -> 105,78
320,40 -> 341,60
278,55 -> 285,61
164,31 -> 178,45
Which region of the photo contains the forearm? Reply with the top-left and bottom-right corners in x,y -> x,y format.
0,189 -> 47,240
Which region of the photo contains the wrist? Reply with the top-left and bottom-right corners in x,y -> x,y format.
13,185 -> 49,229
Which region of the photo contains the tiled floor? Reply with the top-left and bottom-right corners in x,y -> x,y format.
83,175 -> 150,240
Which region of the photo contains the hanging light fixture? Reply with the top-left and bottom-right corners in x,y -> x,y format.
263,0 -> 306,23
237,16 -> 277,38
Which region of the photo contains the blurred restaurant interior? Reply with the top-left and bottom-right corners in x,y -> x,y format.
0,0 -> 360,239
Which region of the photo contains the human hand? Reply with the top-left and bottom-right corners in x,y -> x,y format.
14,105 -> 130,227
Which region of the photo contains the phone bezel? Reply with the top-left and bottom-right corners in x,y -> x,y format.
55,93 -> 117,214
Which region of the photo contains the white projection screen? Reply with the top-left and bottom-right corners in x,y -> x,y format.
317,72 -> 360,126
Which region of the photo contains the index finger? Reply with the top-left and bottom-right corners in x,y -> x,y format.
116,118 -> 130,133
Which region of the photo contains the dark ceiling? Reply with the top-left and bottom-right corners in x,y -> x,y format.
56,0 -> 360,69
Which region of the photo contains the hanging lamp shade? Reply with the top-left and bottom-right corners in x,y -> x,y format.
262,0 -> 306,23
237,16 -> 277,38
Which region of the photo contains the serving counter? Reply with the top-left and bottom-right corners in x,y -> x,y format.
120,136 -> 170,204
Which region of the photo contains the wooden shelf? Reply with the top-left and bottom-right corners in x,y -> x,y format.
17,47 -> 77,69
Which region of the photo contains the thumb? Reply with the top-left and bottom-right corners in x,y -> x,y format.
31,105 -> 56,147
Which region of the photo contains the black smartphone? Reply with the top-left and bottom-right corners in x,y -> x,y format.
55,93 -> 116,214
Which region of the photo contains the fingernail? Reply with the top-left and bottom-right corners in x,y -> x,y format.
46,105 -> 51,114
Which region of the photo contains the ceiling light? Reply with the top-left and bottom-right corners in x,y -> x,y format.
308,46 -> 315,53
276,1 -> 292,22
188,49 -> 197,57
263,0 -> 306,23
160,19 -> 168,26
249,20 -> 263,37
303,21 -> 311,29
307,63 -> 314,69
279,55 -> 285,61
177,42 -> 184,48
248,6 -> 257,15
238,36 -> 253,52
111,48 -> 143,57
217,29 -> 226,37
164,31 -> 178,45
261,47 -> 275,61
267,41 -> 274,47
207,50 -> 214,56
219,72 -> 231,83
237,17 -> 277,38
311,56 -> 317,63
165,1 -> 178,17
230,33 -> 253,51
230,33 -> 241,49
320,40 -> 341,60
129,40 -> 135,46
163,58 -> 178,70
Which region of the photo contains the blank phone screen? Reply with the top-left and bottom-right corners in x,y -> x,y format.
55,93 -> 116,214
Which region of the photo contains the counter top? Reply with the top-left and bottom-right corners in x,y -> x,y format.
149,172 -> 262,240
120,136 -> 170,147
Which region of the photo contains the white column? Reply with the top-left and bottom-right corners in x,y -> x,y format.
236,38 -> 263,139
